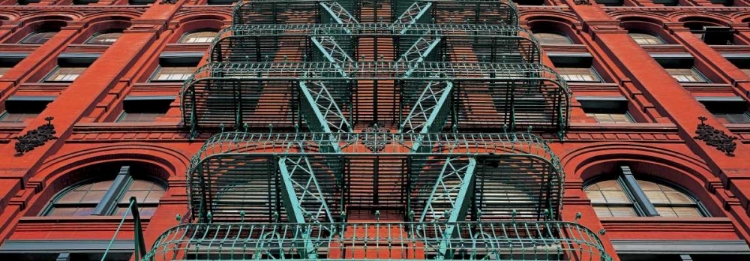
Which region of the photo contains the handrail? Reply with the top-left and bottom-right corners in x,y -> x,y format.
142,220 -> 612,261
101,197 -> 147,261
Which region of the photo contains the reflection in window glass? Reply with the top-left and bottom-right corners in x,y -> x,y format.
534,32 -> 573,45
45,177 -> 165,217
629,33 -> 664,45
585,177 -> 704,218
151,66 -> 194,81
20,31 -> 57,44
179,31 -> 218,43
665,68 -> 707,83
86,32 -> 122,45
586,113 -> 634,123
557,67 -> 601,82
45,67 -> 86,82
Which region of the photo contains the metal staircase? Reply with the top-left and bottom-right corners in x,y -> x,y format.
133,0 -> 612,260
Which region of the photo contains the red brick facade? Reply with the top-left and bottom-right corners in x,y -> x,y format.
0,0 -> 750,260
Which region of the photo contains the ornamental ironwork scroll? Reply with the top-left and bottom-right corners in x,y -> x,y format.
363,123 -> 391,152
694,116 -> 737,156
14,117 -> 57,156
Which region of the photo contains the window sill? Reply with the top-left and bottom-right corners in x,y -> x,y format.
681,83 -> 733,92
640,44 -> 687,53
569,122 -> 677,129
16,83 -> 69,92
567,82 -> 619,91
164,43 -> 213,53
63,44 -> 110,53
14,216 -> 151,235
599,217 -> 738,240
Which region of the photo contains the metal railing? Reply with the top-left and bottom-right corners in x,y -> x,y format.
141,221 -> 611,261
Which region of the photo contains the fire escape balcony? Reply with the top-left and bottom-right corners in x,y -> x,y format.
187,132 -> 563,224
142,221 -> 612,261
232,0 -> 518,26
180,61 -> 569,136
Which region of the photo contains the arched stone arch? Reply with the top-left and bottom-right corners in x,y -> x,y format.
522,14 -> 583,44
617,15 -> 675,44
561,143 -> 723,216
609,11 -> 670,24
169,14 -> 230,43
73,15 -> 135,44
672,13 -> 732,27
24,144 -> 190,215
4,14 -> 76,44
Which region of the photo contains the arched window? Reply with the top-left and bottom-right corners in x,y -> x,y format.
44,167 -> 165,217
533,32 -> 573,45
584,166 -> 705,218
179,30 -> 218,44
86,31 -> 123,45
19,31 -> 58,44
629,32 -> 664,45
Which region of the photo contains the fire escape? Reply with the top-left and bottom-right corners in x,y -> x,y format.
138,0 -> 612,260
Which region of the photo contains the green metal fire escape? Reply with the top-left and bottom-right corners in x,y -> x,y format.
134,0 -> 613,260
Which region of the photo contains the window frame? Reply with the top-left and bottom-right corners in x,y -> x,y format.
585,112 -> 635,123
665,67 -> 709,83
0,111 -> 39,123
628,32 -> 665,45
584,166 -> 709,218
19,31 -> 58,44
116,111 -> 164,123
85,31 -> 123,45
557,67 -> 603,82
533,32 -> 574,45
713,111 -> 750,124
43,66 -> 86,83
178,30 -> 219,44
0,67 -> 10,78
149,66 -> 194,82
42,166 -> 165,217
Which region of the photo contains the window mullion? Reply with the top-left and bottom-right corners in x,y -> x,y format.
619,166 -> 660,216
92,166 -> 133,216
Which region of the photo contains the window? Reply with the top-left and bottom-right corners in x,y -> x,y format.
0,97 -> 53,123
0,111 -> 38,123
533,32 -> 573,45
151,66 -> 194,81
665,68 -> 708,83
557,67 -> 601,82
584,166 -> 706,218
44,166 -> 165,217
44,67 -> 86,82
19,31 -> 57,44
687,25 -> 734,45
85,32 -> 122,45
0,53 -> 27,79
714,112 -> 750,124
179,31 -> 218,44
700,98 -> 750,124
116,97 -> 173,123
586,113 -> 634,123
579,96 -> 634,123
629,33 -> 664,45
